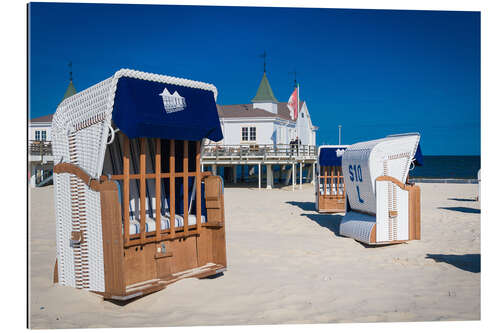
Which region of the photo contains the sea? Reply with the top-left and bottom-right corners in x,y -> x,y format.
215,155 -> 481,183
408,155 -> 480,180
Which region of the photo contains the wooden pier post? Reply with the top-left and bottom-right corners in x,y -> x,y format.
299,162 -> 303,189
266,164 -> 273,189
258,163 -> 262,189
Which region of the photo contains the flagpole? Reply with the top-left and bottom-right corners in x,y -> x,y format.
294,82 -> 299,192
297,82 -> 299,126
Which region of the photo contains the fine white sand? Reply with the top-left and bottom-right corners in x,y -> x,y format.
29,182 -> 480,328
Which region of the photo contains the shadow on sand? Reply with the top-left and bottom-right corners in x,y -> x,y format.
301,213 -> 342,236
438,207 -> 480,214
106,273 -> 225,306
286,201 -> 316,212
426,254 -> 480,273
300,213 -> 396,248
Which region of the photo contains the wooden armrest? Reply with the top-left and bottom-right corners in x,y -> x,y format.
201,171 -> 213,180
202,222 -> 224,228
54,162 -> 117,192
204,175 -> 224,224
375,176 -> 412,191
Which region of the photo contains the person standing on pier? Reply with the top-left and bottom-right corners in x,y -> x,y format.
289,138 -> 296,156
295,136 -> 301,156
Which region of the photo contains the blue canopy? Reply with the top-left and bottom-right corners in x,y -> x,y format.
318,146 -> 348,166
414,144 -> 424,166
112,76 -> 223,142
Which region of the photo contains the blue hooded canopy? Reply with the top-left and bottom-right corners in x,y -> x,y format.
413,144 -> 424,166
319,144 -> 423,167
318,146 -> 348,166
112,76 -> 223,142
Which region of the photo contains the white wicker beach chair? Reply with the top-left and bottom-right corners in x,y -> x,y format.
339,133 -> 422,245
52,69 -> 227,300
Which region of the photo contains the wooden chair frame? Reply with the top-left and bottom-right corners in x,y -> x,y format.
317,165 -> 345,213
54,135 -> 227,301
342,176 -> 421,245
366,176 -> 421,244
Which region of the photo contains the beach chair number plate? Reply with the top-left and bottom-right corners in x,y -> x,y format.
348,164 -> 364,203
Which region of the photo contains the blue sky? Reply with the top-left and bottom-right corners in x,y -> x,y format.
28,3 -> 480,155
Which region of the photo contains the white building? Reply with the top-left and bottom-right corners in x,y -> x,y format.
28,77 -> 76,187
202,71 -> 319,189
29,114 -> 53,142
215,72 -> 317,147
29,78 -> 76,142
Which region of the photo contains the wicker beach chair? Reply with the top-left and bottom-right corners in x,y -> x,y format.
52,69 -> 227,300
315,145 -> 348,213
339,133 -> 422,245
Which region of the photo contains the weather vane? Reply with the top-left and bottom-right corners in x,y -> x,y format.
260,51 -> 267,73
68,61 -> 73,81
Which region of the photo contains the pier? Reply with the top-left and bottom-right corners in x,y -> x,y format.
28,140 -> 54,187
201,143 -> 318,189
28,141 -> 320,190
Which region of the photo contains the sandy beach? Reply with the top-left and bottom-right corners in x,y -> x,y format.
29,182 -> 480,328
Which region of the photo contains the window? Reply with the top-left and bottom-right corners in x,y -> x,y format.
301,112 -> 304,118
241,127 -> 256,142
35,130 -> 40,141
41,130 -> 47,141
241,127 -> 248,141
249,127 -> 256,141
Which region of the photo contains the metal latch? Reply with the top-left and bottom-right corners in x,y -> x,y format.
389,210 -> 398,218
70,231 -> 83,247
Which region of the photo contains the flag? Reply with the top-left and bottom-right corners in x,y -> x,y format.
287,87 -> 298,120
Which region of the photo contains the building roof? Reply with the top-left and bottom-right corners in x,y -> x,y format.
217,101 -> 304,122
30,114 -> 53,123
61,80 -> 77,104
251,72 -> 278,103
30,79 -> 77,124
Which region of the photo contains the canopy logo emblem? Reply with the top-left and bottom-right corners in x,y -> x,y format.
159,88 -> 187,113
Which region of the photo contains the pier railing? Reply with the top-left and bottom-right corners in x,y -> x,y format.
202,143 -> 317,160
29,140 -> 52,156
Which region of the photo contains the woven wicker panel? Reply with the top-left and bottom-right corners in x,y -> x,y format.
339,211 -> 376,243
53,172 -> 75,287
375,180 -> 390,242
395,186 -> 409,241
52,78 -> 114,292
342,147 -> 376,214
